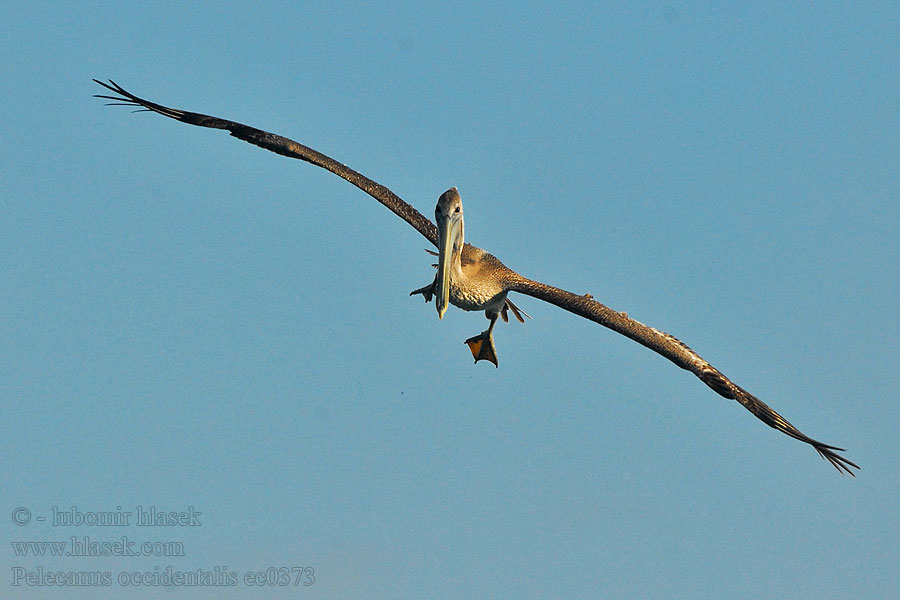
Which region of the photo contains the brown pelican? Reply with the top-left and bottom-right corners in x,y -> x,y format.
93,80 -> 859,475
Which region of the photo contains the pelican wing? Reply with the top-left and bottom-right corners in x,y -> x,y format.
509,277 -> 859,475
93,79 -> 437,246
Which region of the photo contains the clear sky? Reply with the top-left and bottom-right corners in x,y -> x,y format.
2,2 -> 898,599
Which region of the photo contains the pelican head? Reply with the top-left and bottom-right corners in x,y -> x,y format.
435,187 -> 464,319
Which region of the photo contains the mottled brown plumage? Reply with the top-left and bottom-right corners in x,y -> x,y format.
94,79 -> 858,475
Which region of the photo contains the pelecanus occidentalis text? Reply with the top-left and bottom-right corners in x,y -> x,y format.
93,80 -> 859,475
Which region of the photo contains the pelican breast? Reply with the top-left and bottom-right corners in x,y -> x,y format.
449,245 -> 515,313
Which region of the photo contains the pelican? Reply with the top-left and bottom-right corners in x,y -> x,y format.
94,80 -> 859,475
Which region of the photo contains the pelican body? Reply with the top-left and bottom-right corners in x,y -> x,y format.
93,79 -> 859,475
411,187 -> 527,366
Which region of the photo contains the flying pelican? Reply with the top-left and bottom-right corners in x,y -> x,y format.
93,80 -> 858,475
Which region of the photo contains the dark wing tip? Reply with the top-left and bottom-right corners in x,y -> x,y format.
93,78 -> 127,97
814,444 -> 860,476
704,372 -> 860,476
93,79 -> 197,124
93,79 -> 138,106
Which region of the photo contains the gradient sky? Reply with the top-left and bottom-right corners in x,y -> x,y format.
2,3 -> 898,599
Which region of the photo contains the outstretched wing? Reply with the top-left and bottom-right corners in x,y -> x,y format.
508,276 -> 859,475
95,80 -> 856,475
93,79 -> 438,246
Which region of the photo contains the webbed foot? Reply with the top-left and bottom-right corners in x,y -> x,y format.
465,330 -> 499,367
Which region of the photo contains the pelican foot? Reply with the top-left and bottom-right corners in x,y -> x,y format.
465,331 -> 499,367
410,283 -> 434,303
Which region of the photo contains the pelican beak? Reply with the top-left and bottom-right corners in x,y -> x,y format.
435,213 -> 455,320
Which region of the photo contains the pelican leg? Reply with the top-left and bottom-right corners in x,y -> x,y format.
465,312 -> 500,367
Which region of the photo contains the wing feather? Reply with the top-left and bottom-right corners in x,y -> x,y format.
509,276 -> 859,475
93,79 -> 437,246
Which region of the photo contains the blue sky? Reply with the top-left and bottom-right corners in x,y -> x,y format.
2,2 -> 898,598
